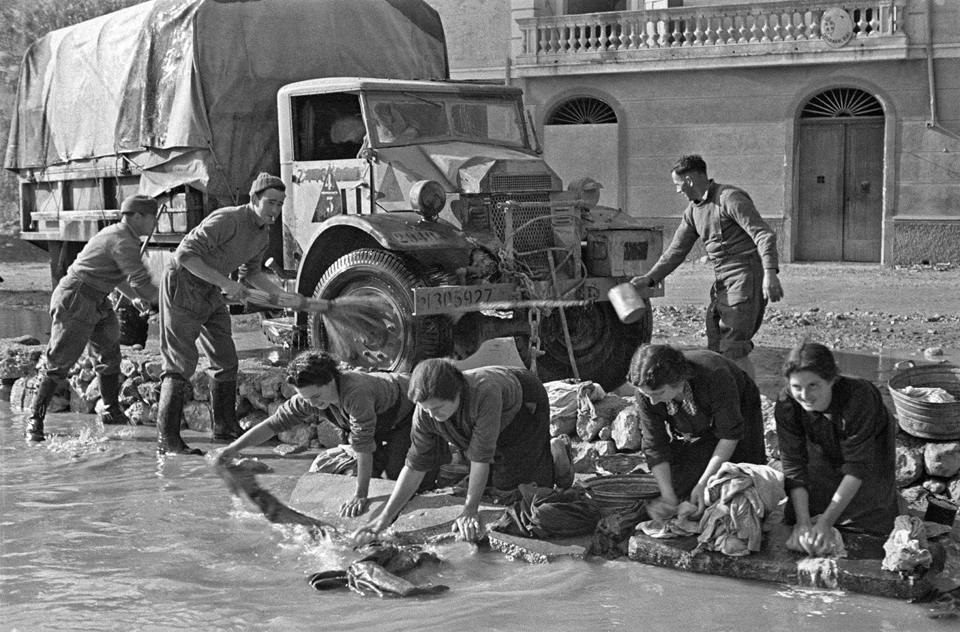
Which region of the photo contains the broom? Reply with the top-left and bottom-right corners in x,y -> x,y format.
243,289 -> 388,361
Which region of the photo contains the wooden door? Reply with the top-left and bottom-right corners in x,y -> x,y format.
797,124 -> 844,260
797,121 -> 883,262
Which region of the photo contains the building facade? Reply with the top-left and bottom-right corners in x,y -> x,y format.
428,0 -> 960,265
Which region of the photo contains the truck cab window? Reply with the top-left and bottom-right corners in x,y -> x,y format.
292,94 -> 366,161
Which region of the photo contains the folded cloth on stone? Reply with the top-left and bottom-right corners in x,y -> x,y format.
785,515 -> 848,558
637,501 -> 703,539
309,444 -> 357,475
898,386 -> 957,403
590,500 -> 648,559
881,514 -> 933,573
489,483 -> 602,539
695,462 -> 786,557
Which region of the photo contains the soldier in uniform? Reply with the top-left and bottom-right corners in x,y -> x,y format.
631,155 -> 784,379
27,195 -> 160,442
156,173 -> 289,456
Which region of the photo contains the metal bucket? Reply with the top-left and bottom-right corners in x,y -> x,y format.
607,282 -> 648,324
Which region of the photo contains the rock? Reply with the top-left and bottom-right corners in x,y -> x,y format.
576,393 -> 629,441
190,372 -> 211,402
761,395 -> 778,459
120,359 -> 138,377
896,434 -> 926,487
120,376 -> 144,407
610,405 -> 641,451
924,442 -> 960,478
138,380 -> 161,405
278,421 -> 315,447
923,346 -> 944,356
9,377 -> 30,412
10,335 -> 41,346
570,439 -> 597,474
125,401 -> 152,425
69,375 -> 97,414
280,380 -> 298,400
316,418 -> 345,448
923,479 -> 948,495
899,485 -> 928,513
182,400 -> 211,432
238,372 -> 271,412
594,439 -> 617,456
141,361 -> 163,382
260,372 -> 285,400
240,409 -> 269,431
950,478 -> 960,504
0,342 -> 42,380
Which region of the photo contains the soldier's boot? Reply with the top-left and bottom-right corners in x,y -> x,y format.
211,380 -> 244,442
97,372 -> 130,425
26,376 -> 59,442
156,376 -> 203,456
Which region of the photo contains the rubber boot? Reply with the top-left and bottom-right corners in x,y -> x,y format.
97,372 -> 130,425
26,376 -> 58,442
211,380 -> 244,441
156,376 -> 202,456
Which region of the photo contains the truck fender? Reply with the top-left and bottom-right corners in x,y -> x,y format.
294,212 -> 478,297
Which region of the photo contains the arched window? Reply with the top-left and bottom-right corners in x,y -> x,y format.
801,88 -> 883,119
547,97 -> 617,125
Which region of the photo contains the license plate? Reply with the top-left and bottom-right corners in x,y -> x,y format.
413,284 -> 517,316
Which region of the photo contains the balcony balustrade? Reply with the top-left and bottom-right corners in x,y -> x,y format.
514,0 -> 909,73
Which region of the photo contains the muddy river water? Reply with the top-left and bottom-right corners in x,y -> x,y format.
1,308 -> 955,630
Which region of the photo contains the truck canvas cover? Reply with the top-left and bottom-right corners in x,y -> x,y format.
4,0 -> 447,202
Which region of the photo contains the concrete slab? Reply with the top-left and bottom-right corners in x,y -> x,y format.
628,523 -> 936,600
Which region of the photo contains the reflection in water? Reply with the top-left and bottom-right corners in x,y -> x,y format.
0,407 -> 943,630
0,305 -> 50,341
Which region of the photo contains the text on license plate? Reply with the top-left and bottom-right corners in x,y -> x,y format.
413,285 -> 515,316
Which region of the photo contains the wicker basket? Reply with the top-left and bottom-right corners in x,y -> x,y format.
887,363 -> 960,440
581,474 -> 660,512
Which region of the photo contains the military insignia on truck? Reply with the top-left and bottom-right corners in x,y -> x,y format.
313,168 -> 342,222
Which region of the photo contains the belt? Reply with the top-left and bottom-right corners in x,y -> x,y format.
67,275 -> 111,301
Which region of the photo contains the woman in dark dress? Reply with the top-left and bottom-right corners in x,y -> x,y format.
775,342 -> 898,551
358,359 -> 573,542
629,344 -> 766,512
216,351 -> 425,518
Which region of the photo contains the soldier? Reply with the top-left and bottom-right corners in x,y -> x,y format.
27,195 -> 160,442
631,155 -> 784,379
156,173 -> 289,456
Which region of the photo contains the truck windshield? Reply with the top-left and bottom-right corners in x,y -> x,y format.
366,92 -> 527,149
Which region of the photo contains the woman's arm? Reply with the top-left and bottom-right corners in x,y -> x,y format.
215,418 -> 277,461
339,451 -> 373,518
690,438 -> 738,509
804,474 -> 862,554
360,465 -> 426,534
650,461 -> 679,507
454,461 -> 490,542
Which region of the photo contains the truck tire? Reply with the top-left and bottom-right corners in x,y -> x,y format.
516,300 -> 652,391
308,249 -> 449,372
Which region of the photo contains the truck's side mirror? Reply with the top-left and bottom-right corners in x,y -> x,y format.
524,108 -> 542,155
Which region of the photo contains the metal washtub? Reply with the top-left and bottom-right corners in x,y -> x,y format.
887,362 -> 960,440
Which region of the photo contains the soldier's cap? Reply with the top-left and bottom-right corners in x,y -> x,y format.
121,195 -> 159,215
567,177 -> 603,191
249,173 -> 285,197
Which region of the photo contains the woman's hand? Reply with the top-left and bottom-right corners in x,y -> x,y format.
799,520 -> 837,556
690,481 -> 708,511
350,518 -> 385,546
452,509 -> 483,542
646,496 -> 679,521
208,446 -> 237,463
338,495 -> 368,518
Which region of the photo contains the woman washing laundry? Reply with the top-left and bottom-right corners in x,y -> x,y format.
629,344 -> 767,515
774,341 -> 899,554
356,359 -> 574,542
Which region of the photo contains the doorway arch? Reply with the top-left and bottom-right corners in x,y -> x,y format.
543,95 -> 621,209
796,87 -> 885,261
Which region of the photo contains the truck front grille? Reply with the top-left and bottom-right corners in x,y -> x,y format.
490,192 -> 554,277
489,174 -> 554,193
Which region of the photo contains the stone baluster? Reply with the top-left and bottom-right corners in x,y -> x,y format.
658,19 -> 670,48
644,19 -> 657,48
692,16 -> 704,45
855,9 -> 868,39
587,20 -> 598,50
705,15 -> 719,45
782,12 -> 797,41
627,17 -> 641,49
538,26 -> 549,54
672,19 -> 684,47
579,21 -> 589,51
749,14 -> 762,43
869,6 -> 882,37
738,14 -> 751,44
759,14 -> 772,43
808,10 -> 821,40
681,18 -> 694,46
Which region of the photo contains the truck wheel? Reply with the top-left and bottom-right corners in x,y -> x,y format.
516,300 -> 652,391
308,249 -> 449,372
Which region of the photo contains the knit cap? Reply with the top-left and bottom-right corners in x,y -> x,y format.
120,195 -> 159,215
249,173 -> 285,197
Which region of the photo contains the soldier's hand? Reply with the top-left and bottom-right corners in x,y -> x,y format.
630,275 -> 654,290
763,270 -> 784,303
132,298 -> 151,316
222,280 -> 249,302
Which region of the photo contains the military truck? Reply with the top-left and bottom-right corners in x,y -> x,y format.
6,0 -> 662,389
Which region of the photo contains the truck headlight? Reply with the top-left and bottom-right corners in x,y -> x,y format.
409,180 -> 446,221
